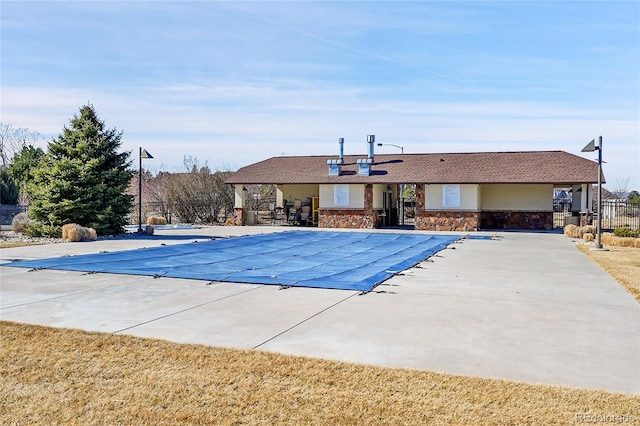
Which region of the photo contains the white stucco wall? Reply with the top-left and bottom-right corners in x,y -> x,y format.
425,184 -> 480,210
372,184 -> 388,210
319,184 -> 365,208
480,184 -> 553,210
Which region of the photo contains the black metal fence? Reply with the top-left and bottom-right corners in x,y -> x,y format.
599,200 -> 639,230
553,200 -> 639,230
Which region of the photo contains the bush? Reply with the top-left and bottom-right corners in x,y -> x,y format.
564,224 -> 599,239
62,224 -> 98,242
147,216 -> 167,225
564,224 -> 579,238
25,221 -> 61,238
613,228 -> 637,238
583,233 -> 594,242
11,212 -> 30,234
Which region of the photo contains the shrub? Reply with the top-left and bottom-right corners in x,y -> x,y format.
564,224 -> 579,238
62,223 -> 98,242
564,224 -> 599,239
11,212 -> 30,234
613,228 -> 636,238
583,233 -> 594,242
25,221 -> 61,238
147,216 -> 167,225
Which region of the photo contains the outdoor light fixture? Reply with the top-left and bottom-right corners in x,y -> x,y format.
581,136 -> 607,251
376,142 -> 404,154
138,147 -> 154,233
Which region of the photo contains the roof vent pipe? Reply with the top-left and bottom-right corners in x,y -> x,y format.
339,137 -> 344,161
367,135 -> 375,162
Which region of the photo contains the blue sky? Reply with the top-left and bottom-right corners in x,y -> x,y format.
2,1 -> 639,189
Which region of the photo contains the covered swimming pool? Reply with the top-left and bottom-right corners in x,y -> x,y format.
9,231 -> 462,291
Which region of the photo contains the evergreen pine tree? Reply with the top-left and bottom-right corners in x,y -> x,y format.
27,104 -> 134,235
8,145 -> 45,195
0,167 -> 19,204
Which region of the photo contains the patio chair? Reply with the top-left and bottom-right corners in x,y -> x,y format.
299,205 -> 312,226
287,199 -> 302,224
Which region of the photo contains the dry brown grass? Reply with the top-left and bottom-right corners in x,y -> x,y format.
602,232 -> 640,248
577,244 -> 640,302
0,241 -> 45,248
1,322 -> 638,425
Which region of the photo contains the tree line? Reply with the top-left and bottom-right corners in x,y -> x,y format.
1,105 -> 234,237
133,157 -> 234,226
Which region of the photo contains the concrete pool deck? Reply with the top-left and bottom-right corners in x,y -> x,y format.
1,226 -> 638,394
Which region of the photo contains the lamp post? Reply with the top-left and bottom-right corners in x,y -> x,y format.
138,147 -> 154,233
581,136 -> 607,251
376,142 -> 404,154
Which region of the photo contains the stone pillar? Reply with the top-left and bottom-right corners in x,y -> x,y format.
364,184 -> 373,216
234,208 -> 246,226
415,183 -> 425,213
364,184 -> 378,228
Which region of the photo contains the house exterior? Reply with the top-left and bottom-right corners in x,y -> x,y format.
226,145 -> 601,231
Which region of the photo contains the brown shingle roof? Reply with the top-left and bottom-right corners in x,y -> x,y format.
226,151 -> 602,185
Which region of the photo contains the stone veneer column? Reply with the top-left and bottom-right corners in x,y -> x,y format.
364,184 -> 373,215
415,183 -> 425,214
234,207 -> 246,226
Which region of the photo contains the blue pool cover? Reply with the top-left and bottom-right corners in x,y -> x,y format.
9,231 -> 461,291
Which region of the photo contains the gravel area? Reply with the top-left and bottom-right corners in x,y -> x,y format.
0,231 -> 65,245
